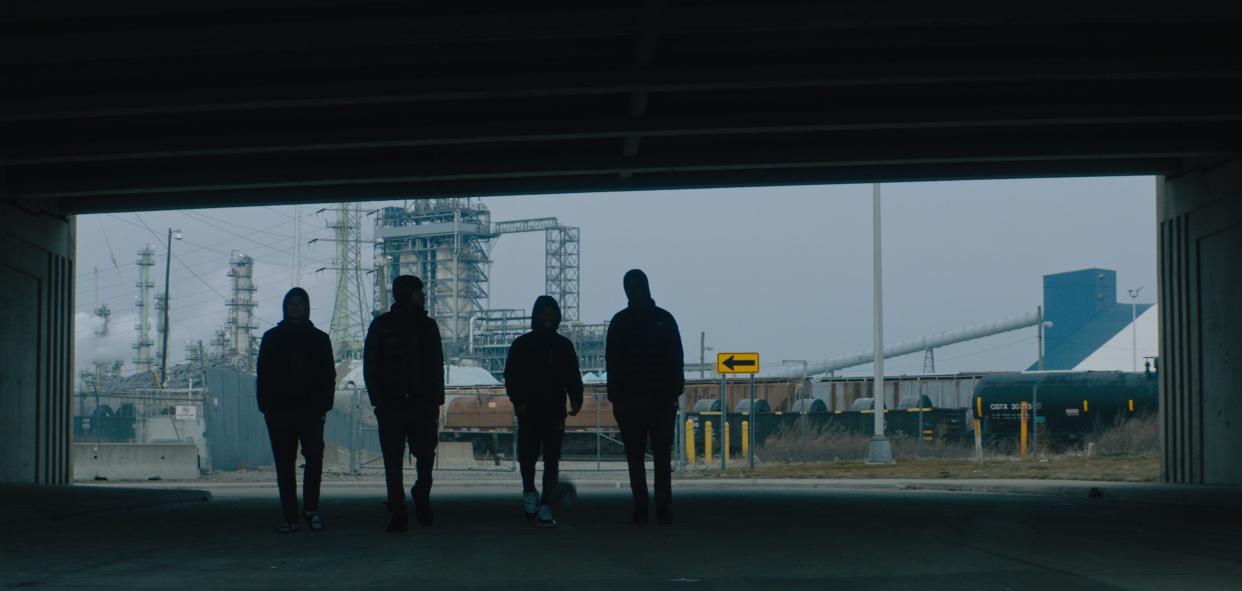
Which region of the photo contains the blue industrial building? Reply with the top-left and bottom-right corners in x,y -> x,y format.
1031,268 -> 1154,371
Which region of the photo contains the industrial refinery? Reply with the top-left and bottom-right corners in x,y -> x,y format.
70,200 -> 1159,480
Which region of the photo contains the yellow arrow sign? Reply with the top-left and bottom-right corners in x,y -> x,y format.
716,352 -> 760,374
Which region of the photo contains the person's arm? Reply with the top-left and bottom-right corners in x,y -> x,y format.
255,332 -> 272,414
605,315 -> 621,403
564,339 -> 584,416
363,318 -> 379,407
504,338 -> 527,407
667,313 -> 685,400
320,332 -> 337,414
429,319 -> 445,406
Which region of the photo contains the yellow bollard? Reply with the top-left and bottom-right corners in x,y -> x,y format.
685,420 -> 696,464
973,418 -> 983,463
723,421 -> 731,466
741,420 -> 750,461
1020,401 -> 1029,459
704,421 -> 714,464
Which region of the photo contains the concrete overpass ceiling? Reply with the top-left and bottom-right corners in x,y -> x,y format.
2,2 -> 1241,213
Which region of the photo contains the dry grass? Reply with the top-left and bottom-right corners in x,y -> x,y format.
758,423 -> 976,463
685,414 -> 1162,482
682,455 -> 1159,482
1092,413 -> 1159,456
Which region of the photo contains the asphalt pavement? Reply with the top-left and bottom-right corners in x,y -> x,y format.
2,479 -> 1240,590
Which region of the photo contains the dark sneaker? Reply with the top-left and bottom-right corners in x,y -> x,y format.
632,510 -> 649,525
414,500 -> 433,527
412,485 -> 433,526
386,513 -> 408,534
536,505 -> 557,528
303,511 -> 325,532
523,491 -> 540,519
657,510 -> 672,526
275,521 -> 299,534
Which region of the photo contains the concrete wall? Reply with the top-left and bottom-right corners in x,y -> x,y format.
1160,159 -> 1242,484
139,416 -> 209,469
0,202 -> 75,484
72,443 -> 200,481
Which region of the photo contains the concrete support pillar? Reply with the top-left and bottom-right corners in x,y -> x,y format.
0,202 -> 75,484
1159,157 -> 1242,484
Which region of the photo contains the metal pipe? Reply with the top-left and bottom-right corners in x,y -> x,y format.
764,311 -> 1042,379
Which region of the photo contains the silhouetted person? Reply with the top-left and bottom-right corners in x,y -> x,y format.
606,269 -> 684,525
364,275 -> 445,533
504,295 -> 584,527
256,287 -> 336,533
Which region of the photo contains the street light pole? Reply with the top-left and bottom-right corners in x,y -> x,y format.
1128,286 -> 1143,371
867,183 -> 894,464
1037,305 -> 1045,371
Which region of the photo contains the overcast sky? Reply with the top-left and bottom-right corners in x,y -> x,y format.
74,176 -> 1156,376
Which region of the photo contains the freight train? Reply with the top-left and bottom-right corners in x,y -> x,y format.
972,370 -> 1158,444
441,370 -> 1158,457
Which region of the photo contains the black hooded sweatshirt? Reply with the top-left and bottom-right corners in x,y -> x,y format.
504,296 -> 584,417
605,270 -> 684,408
256,288 -> 337,415
363,300 -> 445,409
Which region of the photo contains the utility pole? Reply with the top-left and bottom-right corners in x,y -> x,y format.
1128,286 -> 1143,371
867,183 -> 894,464
292,204 -> 303,288
159,228 -> 182,388
700,332 -> 706,380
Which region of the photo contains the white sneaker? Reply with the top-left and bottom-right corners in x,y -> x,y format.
537,504 -> 557,528
523,491 -> 539,518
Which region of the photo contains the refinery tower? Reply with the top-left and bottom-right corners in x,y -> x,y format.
373,198 -> 604,377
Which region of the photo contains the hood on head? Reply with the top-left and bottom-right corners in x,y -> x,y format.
392,275 -> 424,308
282,287 -> 310,323
531,295 -> 561,332
623,269 -> 653,307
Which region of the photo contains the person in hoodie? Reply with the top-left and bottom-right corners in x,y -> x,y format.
606,269 -> 684,525
255,287 -> 337,533
504,295 -> 584,528
363,275 -> 445,533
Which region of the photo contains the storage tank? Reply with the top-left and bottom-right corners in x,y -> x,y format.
972,371 -> 1157,436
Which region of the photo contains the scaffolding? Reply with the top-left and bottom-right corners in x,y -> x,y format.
373,198 -> 601,377
374,199 -> 495,356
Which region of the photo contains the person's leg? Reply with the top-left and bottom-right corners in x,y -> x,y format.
299,412 -> 326,515
376,408 -> 407,517
410,410 -> 438,525
614,409 -> 651,518
650,403 -> 677,520
517,414 -> 540,494
540,419 -> 565,505
265,412 -> 301,525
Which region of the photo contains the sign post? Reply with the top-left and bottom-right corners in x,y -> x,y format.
717,353 -> 760,470
748,373 -> 756,469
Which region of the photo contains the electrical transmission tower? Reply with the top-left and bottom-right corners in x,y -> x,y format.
325,203 -> 369,360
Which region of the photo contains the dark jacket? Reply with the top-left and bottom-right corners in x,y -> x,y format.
256,289 -> 336,415
363,301 -> 445,409
606,273 -> 684,408
504,296 -> 584,418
